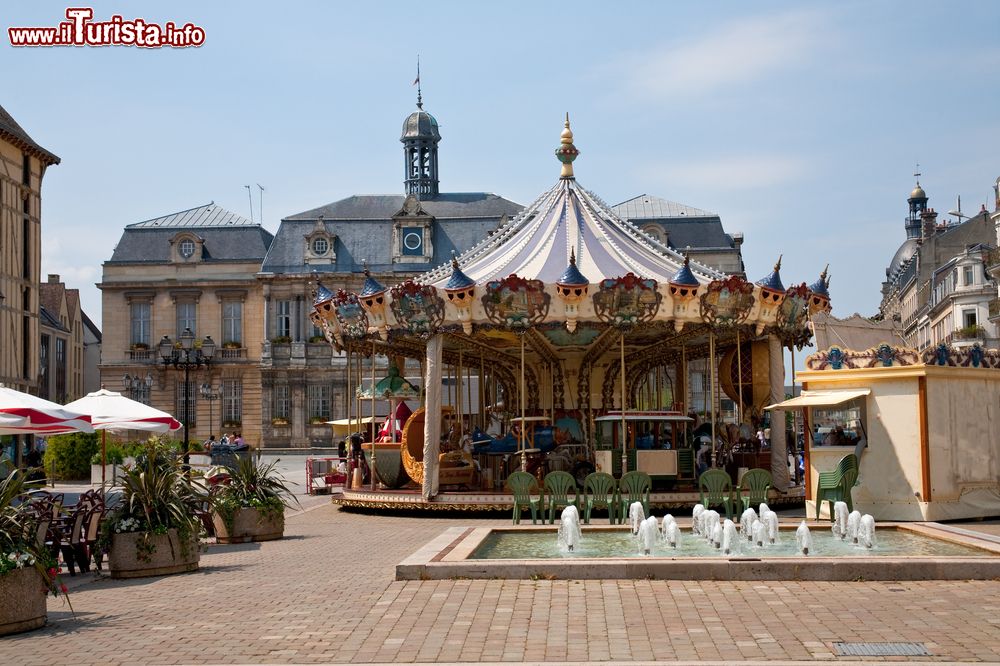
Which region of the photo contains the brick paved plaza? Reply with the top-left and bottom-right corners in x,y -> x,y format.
2,501 -> 999,665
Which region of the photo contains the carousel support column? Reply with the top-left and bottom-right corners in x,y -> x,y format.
620,331 -> 627,475
370,341 -> 377,491
457,350 -> 463,436
736,328 -> 744,425
679,344 -> 689,440
422,334 -> 443,500
519,332 -> 527,472
768,334 -> 790,491
479,354 -> 485,431
709,330 -> 717,468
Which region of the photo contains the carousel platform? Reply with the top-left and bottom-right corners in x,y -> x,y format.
332,484 -> 806,513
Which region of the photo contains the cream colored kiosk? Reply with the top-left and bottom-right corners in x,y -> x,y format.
594,411 -> 693,481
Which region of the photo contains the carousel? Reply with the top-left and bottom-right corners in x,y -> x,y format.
313,116 -> 832,510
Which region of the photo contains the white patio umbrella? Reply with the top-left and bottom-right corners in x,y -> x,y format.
0,384 -> 94,436
64,388 -> 182,492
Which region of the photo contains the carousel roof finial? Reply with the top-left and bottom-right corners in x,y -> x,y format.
445,253 -> 475,291
359,261 -> 386,298
670,253 -> 700,287
756,254 -> 785,292
557,247 -> 589,286
555,112 -> 580,180
809,264 -> 831,297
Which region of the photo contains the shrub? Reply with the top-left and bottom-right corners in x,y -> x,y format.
90,445 -> 126,466
44,432 -> 99,480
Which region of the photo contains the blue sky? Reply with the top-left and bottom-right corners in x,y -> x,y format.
4,1 -> 999,333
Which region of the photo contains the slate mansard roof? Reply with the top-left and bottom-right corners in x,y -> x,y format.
612,194 -> 736,250
107,203 -> 274,264
263,193 -> 524,274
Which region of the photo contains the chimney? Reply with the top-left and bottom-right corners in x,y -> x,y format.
921,208 -> 938,240
47,274 -> 60,284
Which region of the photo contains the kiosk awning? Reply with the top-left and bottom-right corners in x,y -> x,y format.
765,388 -> 870,410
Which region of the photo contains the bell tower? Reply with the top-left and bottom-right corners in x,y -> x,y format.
905,166 -> 928,240
400,71 -> 441,198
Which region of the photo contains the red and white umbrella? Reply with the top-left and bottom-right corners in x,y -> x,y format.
0,384 -> 94,435
64,388 -> 181,433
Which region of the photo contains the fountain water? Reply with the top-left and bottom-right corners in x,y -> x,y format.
628,502 -> 645,534
740,507 -> 758,540
711,522 -> 723,549
846,510 -> 862,544
722,519 -> 738,554
691,504 -> 705,536
796,520 -> 812,555
832,501 -> 849,539
859,514 -> 876,548
637,516 -> 659,555
758,502 -> 770,518
664,520 -> 680,548
751,519 -> 766,547
557,505 -> 582,552
703,510 -> 721,545
765,511 -> 779,544
659,514 -> 676,541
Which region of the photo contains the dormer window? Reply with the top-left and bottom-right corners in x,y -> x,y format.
392,194 -> 434,264
179,239 -> 195,258
304,218 -> 336,266
170,232 -> 203,263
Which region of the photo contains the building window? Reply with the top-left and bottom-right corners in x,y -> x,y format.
131,302 -> 151,346
276,300 -> 292,339
223,379 -> 243,425
39,335 -> 50,398
307,384 -> 331,421
222,301 -> 242,345
53,338 -> 66,401
273,384 -> 290,420
175,383 -> 197,425
964,311 -> 978,328
311,237 -> 328,255
963,266 -> 974,286
179,239 -> 195,258
176,301 -> 197,338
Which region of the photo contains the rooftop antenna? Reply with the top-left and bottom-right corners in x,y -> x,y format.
257,184 -> 265,225
244,185 -> 253,222
413,55 -> 422,109
948,194 -> 968,222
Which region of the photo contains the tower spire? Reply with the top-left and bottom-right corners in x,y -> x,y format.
415,56 -> 423,109
555,112 -> 580,179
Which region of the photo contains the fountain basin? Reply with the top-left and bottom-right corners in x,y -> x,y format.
397,522 -> 1000,581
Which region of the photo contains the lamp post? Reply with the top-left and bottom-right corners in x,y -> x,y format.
200,381 -> 221,438
122,372 -> 153,402
158,328 -> 215,469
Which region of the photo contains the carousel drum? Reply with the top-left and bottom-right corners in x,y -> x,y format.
361,442 -> 408,489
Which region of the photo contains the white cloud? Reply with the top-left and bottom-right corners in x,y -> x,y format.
647,154 -> 809,190
605,8 -> 833,100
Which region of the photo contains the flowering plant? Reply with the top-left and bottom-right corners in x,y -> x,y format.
0,470 -> 71,605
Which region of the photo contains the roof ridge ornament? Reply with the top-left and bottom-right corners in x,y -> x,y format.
555,112 -> 579,180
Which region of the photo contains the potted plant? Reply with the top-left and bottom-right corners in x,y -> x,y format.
0,470 -> 70,635
271,335 -> 291,344
308,334 -> 326,343
212,457 -> 298,544
103,440 -> 209,579
308,416 -> 327,425
90,445 -> 125,485
270,416 -> 290,426
221,340 -> 242,349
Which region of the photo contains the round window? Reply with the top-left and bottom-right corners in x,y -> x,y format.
403,231 -> 422,251
179,239 -> 195,258
312,237 -> 329,255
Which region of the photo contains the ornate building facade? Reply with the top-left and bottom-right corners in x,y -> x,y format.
0,103 -> 59,394
880,179 -> 997,350
98,204 -> 273,443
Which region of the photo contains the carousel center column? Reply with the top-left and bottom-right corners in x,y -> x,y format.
422,334 -> 443,500
768,334 -> 789,491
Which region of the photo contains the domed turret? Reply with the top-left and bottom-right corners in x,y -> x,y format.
756,255 -> 786,308
400,73 -> 441,197
444,257 -> 476,335
556,250 -> 589,332
808,265 -> 832,314
358,265 -> 389,338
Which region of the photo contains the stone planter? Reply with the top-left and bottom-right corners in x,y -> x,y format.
0,567 -> 47,636
212,507 -> 284,544
108,529 -> 199,579
90,464 -> 120,485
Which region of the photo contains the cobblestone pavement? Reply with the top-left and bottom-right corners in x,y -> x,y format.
2,505 -> 999,665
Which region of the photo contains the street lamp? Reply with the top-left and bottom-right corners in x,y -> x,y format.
200,381 -> 221,438
122,372 -> 153,402
158,328 -> 215,469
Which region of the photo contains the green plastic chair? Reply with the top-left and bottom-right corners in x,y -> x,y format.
581,472 -> 618,524
737,468 -> 772,513
543,471 -> 578,524
617,471 -> 652,519
698,468 -> 734,520
507,471 -> 542,525
815,454 -> 859,520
